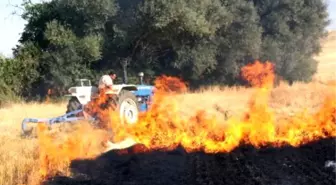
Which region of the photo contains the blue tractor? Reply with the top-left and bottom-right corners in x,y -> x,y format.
21,72 -> 155,135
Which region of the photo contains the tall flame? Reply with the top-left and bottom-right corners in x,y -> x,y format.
35,60 -> 336,182
241,60 -> 275,88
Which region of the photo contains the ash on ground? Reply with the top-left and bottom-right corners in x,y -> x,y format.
44,137 -> 336,185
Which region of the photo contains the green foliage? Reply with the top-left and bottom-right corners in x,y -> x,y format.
0,80 -> 21,107
0,58 -> 23,106
39,20 -> 103,94
2,0 -> 330,100
253,0 -> 329,82
205,0 -> 263,85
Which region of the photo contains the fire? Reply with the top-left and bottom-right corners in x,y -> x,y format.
109,61 -> 335,153
35,60 -> 336,182
241,60 -> 275,88
36,122 -> 109,179
153,75 -> 188,93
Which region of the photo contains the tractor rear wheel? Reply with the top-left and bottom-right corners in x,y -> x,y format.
66,97 -> 82,117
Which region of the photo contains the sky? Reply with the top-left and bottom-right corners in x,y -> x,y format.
0,0 -> 336,57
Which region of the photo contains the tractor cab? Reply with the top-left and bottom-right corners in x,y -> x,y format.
74,79 -> 92,87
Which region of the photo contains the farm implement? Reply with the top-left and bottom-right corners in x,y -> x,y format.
21,74 -> 155,136
21,108 -> 94,135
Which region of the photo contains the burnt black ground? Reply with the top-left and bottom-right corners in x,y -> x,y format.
43,137 -> 336,185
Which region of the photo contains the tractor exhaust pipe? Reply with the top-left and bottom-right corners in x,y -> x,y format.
138,72 -> 144,85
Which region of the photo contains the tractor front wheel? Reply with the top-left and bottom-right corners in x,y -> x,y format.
117,90 -> 140,125
101,90 -> 139,125
94,90 -> 140,130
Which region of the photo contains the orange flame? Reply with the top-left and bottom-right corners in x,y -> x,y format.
241,60 -> 275,88
35,60 -> 336,182
153,75 -> 188,93
36,122 -> 109,179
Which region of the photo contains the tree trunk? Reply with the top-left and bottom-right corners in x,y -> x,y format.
121,58 -> 129,84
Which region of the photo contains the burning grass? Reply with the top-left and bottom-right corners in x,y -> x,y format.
0,103 -> 65,185
0,59 -> 335,185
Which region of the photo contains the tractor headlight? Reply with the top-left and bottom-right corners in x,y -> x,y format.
137,97 -> 142,102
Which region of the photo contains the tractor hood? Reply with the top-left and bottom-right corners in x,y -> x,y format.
108,84 -> 154,96
134,85 -> 155,96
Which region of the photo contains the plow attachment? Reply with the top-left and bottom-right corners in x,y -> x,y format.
21,109 -> 95,136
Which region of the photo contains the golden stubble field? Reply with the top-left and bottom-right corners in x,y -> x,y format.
314,30 -> 336,82
0,31 -> 335,185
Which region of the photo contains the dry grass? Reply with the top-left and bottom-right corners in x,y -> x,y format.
0,103 -> 65,185
313,30 -> 336,81
0,30 -> 335,185
174,81 -> 335,118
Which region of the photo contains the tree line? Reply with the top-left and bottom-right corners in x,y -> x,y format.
0,0 -> 330,103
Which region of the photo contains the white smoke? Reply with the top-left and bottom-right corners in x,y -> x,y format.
325,160 -> 336,172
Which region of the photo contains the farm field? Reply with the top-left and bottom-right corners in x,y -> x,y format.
314,30 -> 336,81
0,31 -> 335,185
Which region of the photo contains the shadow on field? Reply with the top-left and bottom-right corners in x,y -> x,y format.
43,137 -> 336,185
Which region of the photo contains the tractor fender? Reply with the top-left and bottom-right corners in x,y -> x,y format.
65,86 -> 98,105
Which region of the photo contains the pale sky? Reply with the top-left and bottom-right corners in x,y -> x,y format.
0,0 -> 336,58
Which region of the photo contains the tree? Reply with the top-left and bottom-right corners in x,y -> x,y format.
38,20 -> 103,95
203,0 -> 263,85
12,0 -> 118,99
4,0 -> 330,101
252,0 -> 329,83
102,0 -> 232,83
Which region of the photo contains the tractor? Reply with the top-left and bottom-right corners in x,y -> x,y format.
21,72 -> 155,135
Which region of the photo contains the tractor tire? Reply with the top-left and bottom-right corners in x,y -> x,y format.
101,90 -> 140,125
66,97 -> 82,117
117,90 -> 140,124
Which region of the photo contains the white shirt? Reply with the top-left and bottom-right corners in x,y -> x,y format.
98,75 -> 113,89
